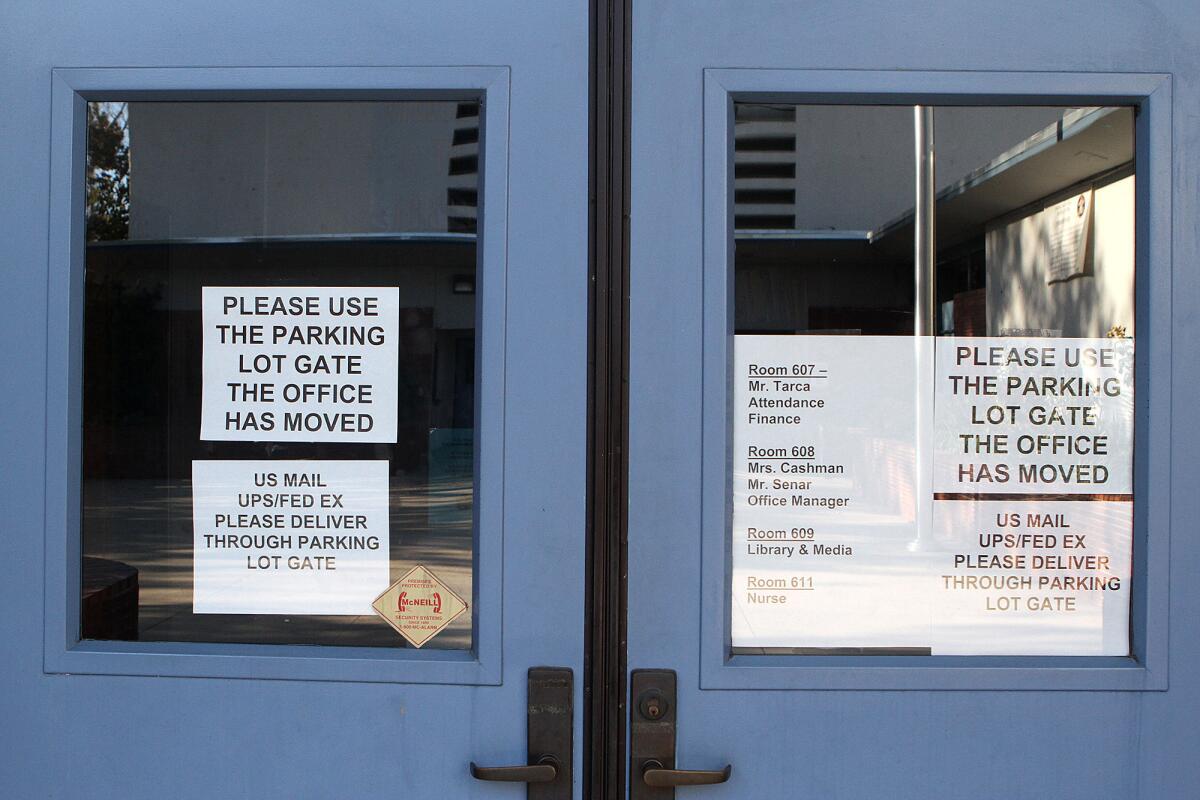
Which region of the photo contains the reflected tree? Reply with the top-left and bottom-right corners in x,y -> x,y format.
86,102 -> 129,241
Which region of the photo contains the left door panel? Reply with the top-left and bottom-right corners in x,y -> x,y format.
1,4 -> 589,797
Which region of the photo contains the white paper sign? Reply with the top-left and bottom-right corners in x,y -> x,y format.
933,337 -> 1134,495
200,286 -> 400,442
932,499 -> 1131,655
1045,189 -> 1092,284
192,460 -> 390,615
731,335 -> 933,650
729,334 -> 1134,656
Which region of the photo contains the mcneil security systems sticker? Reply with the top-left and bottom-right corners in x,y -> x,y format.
371,565 -> 468,648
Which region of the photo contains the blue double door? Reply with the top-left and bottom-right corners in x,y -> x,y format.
3,2 -> 1200,799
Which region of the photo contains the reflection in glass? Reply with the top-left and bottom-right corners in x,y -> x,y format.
730,104 -> 1135,656
82,101 -> 481,648
733,104 -> 1131,337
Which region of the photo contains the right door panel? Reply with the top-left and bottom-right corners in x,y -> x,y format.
627,3 -> 1195,798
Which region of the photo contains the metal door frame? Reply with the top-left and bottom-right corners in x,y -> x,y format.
586,0 -> 632,796
698,68 -> 1172,691
42,66 -> 511,685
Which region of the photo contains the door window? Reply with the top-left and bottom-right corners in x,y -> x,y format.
730,104 -> 1135,656
82,100 -> 482,650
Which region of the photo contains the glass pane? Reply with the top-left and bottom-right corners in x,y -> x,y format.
730,104 -> 1135,656
82,100 -> 482,649
735,104 -> 914,334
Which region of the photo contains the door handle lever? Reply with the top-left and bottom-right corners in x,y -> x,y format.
470,755 -> 559,783
642,761 -> 731,787
467,667 -> 572,798
631,670 -> 731,798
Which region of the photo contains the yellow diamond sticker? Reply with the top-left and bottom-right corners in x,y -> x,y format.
371,565 -> 468,648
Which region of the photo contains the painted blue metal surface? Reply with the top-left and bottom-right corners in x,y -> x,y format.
628,2 -> 1200,798
1,2 -> 588,797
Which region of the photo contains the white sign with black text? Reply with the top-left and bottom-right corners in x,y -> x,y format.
200,286 -> 400,442
192,460 -> 390,615
729,334 -> 1134,656
933,337 -> 1133,495
730,335 -> 932,650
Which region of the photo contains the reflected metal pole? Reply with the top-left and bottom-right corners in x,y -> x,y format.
914,106 -> 936,336
911,106 -> 936,552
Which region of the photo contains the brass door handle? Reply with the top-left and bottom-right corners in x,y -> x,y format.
470,755 -> 559,783
642,760 -> 732,787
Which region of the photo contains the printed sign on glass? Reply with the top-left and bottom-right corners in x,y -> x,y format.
192,460 -> 391,615
730,334 -> 1134,656
200,286 -> 401,443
